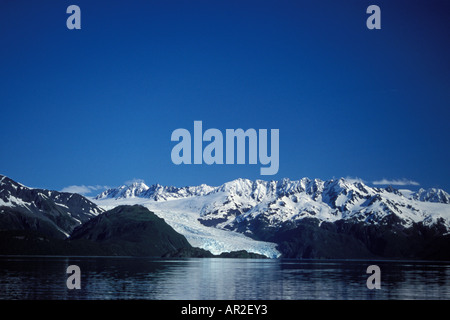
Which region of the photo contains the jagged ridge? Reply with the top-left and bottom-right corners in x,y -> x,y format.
94,177 -> 450,232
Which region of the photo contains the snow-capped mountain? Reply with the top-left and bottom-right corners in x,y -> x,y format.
413,188 -> 450,204
203,178 -> 450,231
0,174 -> 104,238
95,177 -> 450,230
92,177 -> 450,258
96,181 -> 215,201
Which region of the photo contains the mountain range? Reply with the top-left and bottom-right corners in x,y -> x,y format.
1,174 -> 450,259
0,174 -> 264,258
93,177 -> 450,259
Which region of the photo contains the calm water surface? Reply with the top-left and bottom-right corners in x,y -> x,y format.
0,256 -> 449,300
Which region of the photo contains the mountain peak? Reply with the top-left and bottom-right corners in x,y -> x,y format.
0,175 -> 104,238
95,180 -> 150,200
413,188 -> 450,204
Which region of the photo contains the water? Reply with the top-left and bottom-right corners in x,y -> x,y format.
0,256 -> 449,300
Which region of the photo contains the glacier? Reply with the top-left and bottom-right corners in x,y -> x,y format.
92,196 -> 281,258
92,177 -> 450,258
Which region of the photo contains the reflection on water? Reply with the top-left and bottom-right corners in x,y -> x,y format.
0,257 -> 449,300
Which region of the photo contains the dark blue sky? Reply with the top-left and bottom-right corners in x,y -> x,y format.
1,0 -> 449,193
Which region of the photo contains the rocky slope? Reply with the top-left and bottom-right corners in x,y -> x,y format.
0,174 -> 103,238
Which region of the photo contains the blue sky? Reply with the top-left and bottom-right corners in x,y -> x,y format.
0,0 -> 449,193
